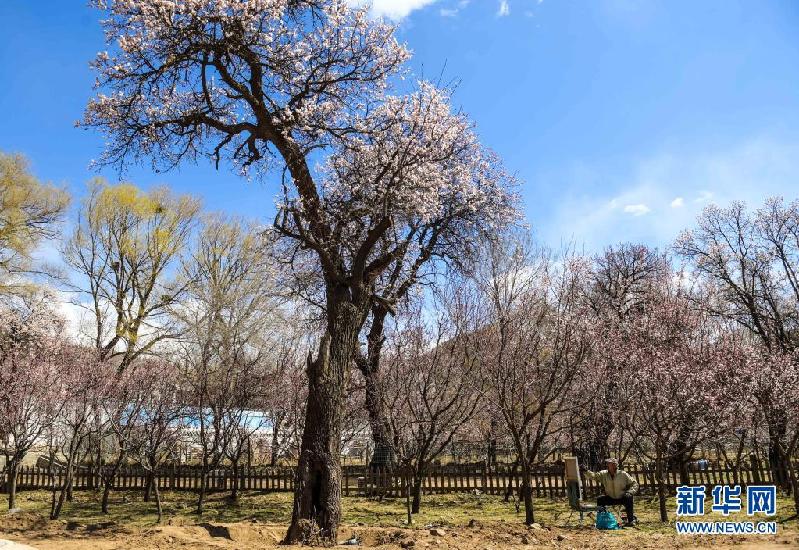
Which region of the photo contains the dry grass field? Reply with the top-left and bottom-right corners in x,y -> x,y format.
0,490 -> 797,549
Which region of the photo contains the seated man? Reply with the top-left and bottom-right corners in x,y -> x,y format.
583,458 -> 638,526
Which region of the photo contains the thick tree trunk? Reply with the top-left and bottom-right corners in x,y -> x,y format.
196,471 -> 208,515
655,448 -> 668,523
154,476 -> 163,523
7,459 -> 19,510
411,473 -> 423,514
285,296 -> 364,544
357,307 -> 395,470
521,464 -> 535,525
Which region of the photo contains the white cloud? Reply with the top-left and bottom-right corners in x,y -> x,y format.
623,203 -> 651,216
497,0 -> 510,17
350,0 -> 440,20
694,190 -> 714,203
538,138 -> 799,252
439,0 -> 471,17
670,197 -> 684,208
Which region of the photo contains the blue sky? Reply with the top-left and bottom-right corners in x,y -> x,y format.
1,0 -> 798,254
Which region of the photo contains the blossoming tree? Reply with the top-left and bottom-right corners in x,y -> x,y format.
618,284 -> 728,522
0,297 -> 67,509
83,0 -> 515,540
381,284 -> 483,516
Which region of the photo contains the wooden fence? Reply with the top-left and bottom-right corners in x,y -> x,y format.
2,461 -> 796,498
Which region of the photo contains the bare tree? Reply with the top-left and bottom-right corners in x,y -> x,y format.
49,346 -> 110,520
260,326 -> 309,467
97,363 -> 150,513
175,215 -> 277,514
382,285 -> 483,515
131,359 -> 186,522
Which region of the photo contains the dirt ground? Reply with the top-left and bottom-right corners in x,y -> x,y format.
1,491 -> 797,549
2,512 -> 797,550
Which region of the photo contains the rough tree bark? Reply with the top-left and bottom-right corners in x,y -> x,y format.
285,292 -> 366,543
767,420 -> 790,491
356,306 -> 396,470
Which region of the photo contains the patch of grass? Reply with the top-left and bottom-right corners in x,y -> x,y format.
5,489 -> 797,535
7,489 -> 294,528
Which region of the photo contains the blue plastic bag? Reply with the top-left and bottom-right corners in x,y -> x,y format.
595,507 -> 619,530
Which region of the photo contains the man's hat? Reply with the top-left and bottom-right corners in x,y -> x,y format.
604,458 -> 618,465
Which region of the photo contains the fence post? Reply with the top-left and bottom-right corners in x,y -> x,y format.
750,454 -> 762,485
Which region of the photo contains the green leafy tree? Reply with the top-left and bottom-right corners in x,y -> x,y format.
0,152 -> 69,295
64,180 -> 200,370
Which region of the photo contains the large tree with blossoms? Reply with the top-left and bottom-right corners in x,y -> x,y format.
568,244 -> 670,470
82,0 -> 515,541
